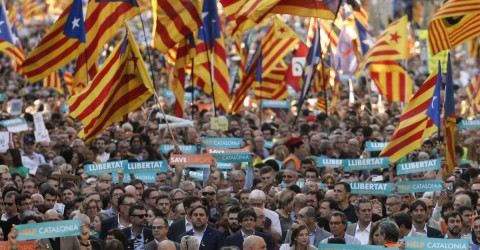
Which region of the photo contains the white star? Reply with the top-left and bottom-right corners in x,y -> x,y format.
202,11 -> 209,19
362,38 -> 374,49
431,96 -> 437,109
71,17 -> 80,30
0,21 -> 4,33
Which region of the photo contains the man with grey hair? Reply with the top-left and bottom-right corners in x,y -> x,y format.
384,194 -> 403,221
295,206 -> 331,245
453,193 -> 471,209
249,190 -> 281,239
376,221 -> 400,247
346,198 -> 372,244
243,235 -> 266,250
321,211 -> 360,245
179,181 -> 195,196
230,170 -> 245,193
169,189 -> 187,206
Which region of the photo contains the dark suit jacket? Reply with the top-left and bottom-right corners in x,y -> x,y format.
100,215 -> 119,240
36,236 -> 81,250
224,231 -> 276,250
177,225 -> 225,250
426,226 -> 443,238
167,218 -> 186,241
121,227 -> 155,250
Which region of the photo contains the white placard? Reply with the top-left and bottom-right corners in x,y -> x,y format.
0,132 -> 9,153
33,112 -> 46,131
34,130 -> 50,143
9,99 -> 22,116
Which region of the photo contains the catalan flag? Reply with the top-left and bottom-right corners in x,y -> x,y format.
229,0 -> 258,35
254,62 -> 288,101
466,73 -> 479,101
194,0 -> 230,112
4,23 -> 25,76
329,77 -> 340,113
247,0 -> 339,23
22,0 -> 85,83
368,61 -> 413,102
298,19 -> 321,111
230,17 -> 299,113
44,71 -> 63,94
0,2 -> 14,52
355,15 -> 408,75
173,35 -> 195,117
428,0 -> 480,56
316,97 -> 326,112
67,21 -> 154,143
21,0 -> 45,21
219,0 -> 245,23
380,68 -> 440,162
73,0 -> 139,87
151,0 -> 202,54
444,54 -> 456,173
63,70 -> 75,95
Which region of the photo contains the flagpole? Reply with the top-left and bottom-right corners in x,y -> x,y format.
138,15 -> 158,105
200,28 -> 218,117
191,57 -> 195,121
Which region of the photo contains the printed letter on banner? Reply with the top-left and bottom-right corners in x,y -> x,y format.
365,141 -> 387,152
396,180 -> 443,194
169,154 -> 214,166
16,220 -> 82,241
200,137 -> 243,149
397,159 -> 440,175
404,236 -> 469,250
343,157 -> 389,171
84,160 -> 126,175
349,182 -> 394,195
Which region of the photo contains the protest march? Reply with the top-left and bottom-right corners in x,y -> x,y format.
0,0 -> 479,249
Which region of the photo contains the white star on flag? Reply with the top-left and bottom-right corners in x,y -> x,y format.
0,21 -> 4,33
72,17 -> 80,30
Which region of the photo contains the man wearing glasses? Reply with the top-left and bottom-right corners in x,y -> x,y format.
99,193 -> 136,239
122,204 -> 154,250
144,217 -> 180,250
384,194 -> 403,222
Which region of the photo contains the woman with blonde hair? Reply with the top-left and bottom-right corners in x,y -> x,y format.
80,196 -> 100,223
289,224 -> 316,250
276,190 -> 295,242
180,235 -> 199,250
58,163 -> 73,175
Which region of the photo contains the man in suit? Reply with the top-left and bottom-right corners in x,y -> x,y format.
100,193 -> 136,239
167,195 -> 202,240
408,199 -> 443,238
346,198 -> 373,245
294,206 -> 331,246
36,209 -> 82,250
121,204 -> 154,249
224,208 -> 275,250
144,217 -> 180,250
177,205 -> 225,250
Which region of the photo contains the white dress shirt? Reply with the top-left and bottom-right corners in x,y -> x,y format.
354,222 -> 371,245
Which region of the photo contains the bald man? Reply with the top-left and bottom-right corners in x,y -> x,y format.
243,236 -> 266,250
157,240 -> 177,250
125,185 -> 139,200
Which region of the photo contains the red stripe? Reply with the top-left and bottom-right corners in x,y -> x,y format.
399,71 -> 405,101
24,41 -> 81,77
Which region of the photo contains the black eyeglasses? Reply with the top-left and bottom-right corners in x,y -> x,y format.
131,214 -> 146,219
202,191 -> 216,196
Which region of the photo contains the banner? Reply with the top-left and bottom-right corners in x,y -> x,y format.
212,152 -> 252,163
318,244 -> 391,250
113,172 -> 157,183
16,220 -> 82,241
264,141 -> 274,149
397,159 -> 441,175
0,118 -> 28,132
459,120 -> 480,129
343,157 -> 390,171
160,144 -> 197,154
169,154 -> 214,165
205,147 -> 251,154
404,236 -> 469,250
84,160 -> 127,175
0,240 -> 36,250
33,112 -> 46,131
210,117 -> 229,131
189,163 -> 232,169
396,180 -> 444,193
0,132 -> 9,153
365,141 -> 388,151
201,137 -> 243,149
125,160 -> 168,174
316,157 -> 343,168
349,182 -> 394,195
260,100 -> 290,109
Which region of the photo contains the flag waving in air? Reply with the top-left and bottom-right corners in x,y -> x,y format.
444,54 -> 456,173
0,1 -> 14,51
22,0 -> 85,83
67,21 -> 154,143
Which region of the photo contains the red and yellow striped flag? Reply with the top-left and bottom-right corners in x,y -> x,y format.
355,15 -> 408,74
247,0 -> 339,23
22,0 -> 85,83
368,60 -> 413,102
67,21 -> 154,143
44,71 -> 63,94
329,77 -> 340,113
230,17 -> 299,113
219,0 -> 245,23
428,0 -> 480,56
466,73 -> 479,101
63,71 -> 76,95
316,97 -> 326,112
73,0 -> 139,88
21,0 -> 45,21
444,55 -> 456,173
380,69 -> 440,162
254,62 -> 288,101
173,35 -> 195,117
151,0 -> 202,54
3,24 -> 25,76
